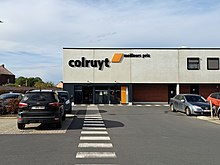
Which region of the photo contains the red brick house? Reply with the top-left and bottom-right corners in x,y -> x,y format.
0,64 -> 15,85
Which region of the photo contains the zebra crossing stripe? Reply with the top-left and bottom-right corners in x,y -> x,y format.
80,136 -> 110,141
84,120 -> 104,123
83,127 -> 106,130
78,143 -> 113,148
83,123 -> 105,127
81,131 -> 108,135
84,118 -> 103,121
76,152 -> 117,159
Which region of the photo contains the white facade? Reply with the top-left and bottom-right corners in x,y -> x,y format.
63,48 -> 220,84
63,48 -> 220,104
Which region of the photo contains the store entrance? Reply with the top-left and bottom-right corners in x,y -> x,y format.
110,86 -> 121,104
95,90 -> 108,104
83,86 -> 93,104
73,85 -> 123,104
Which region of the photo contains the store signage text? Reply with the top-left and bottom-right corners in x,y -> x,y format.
68,57 -> 110,70
123,53 -> 151,58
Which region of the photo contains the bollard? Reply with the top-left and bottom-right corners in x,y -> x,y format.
210,100 -> 213,118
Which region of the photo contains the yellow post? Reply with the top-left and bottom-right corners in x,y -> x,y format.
121,86 -> 127,104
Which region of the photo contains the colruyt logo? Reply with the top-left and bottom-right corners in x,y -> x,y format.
68,53 -> 151,70
68,57 -> 110,70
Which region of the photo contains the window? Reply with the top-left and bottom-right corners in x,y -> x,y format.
207,58 -> 219,70
187,58 -> 200,70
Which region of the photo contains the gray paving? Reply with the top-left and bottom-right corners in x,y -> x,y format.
0,114 -> 75,134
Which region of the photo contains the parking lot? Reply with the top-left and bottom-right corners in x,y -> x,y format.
0,104 -> 219,135
0,114 -> 75,134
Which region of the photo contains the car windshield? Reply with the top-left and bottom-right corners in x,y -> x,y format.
185,95 -> 206,103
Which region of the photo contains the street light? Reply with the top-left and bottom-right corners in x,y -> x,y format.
0,20 -> 3,23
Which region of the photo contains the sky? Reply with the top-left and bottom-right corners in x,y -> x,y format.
1,0 -> 220,83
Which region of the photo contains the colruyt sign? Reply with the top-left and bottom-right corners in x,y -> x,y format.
68,53 -> 151,70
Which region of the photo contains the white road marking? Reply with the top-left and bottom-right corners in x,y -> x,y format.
83,127 -> 107,130
85,114 -> 101,117
81,131 -> 108,135
84,120 -> 104,123
78,143 -> 113,148
80,136 -> 110,141
84,118 -> 103,121
84,117 -> 103,119
83,123 -> 105,127
76,152 -> 117,159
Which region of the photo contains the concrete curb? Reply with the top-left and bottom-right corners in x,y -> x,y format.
0,116 -> 17,119
197,116 -> 220,125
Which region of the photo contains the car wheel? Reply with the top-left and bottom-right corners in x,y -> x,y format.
170,104 -> 176,112
17,123 -> 25,129
185,107 -> 191,116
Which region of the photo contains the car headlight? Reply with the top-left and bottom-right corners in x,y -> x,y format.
192,105 -> 202,111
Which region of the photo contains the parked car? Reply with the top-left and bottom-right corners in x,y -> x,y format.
170,94 -> 212,116
207,92 -> 220,108
57,90 -> 72,113
17,90 -> 65,129
0,92 -> 24,114
217,107 -> 220,120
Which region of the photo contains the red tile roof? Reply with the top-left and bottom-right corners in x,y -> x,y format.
0,64 -> 14,76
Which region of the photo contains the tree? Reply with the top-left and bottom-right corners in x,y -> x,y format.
16,76 -> 44,87
45,81 -> 54,87
27,77 -> 42,87
15,77 -> 27,86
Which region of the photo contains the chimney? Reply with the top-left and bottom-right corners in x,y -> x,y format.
2,64 -> 4,68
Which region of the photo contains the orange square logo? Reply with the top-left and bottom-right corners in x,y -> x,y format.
111,53 -> 123,63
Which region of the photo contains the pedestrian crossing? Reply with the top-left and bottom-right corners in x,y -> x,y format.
75,105 -> 119,165
73,104 -> 169,107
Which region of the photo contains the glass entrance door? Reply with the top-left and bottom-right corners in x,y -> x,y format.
95,90 -> 108,104
110,86 -> 121,104
83,86 -> 93,104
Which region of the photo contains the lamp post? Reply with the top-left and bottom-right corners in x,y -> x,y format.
0,20 -> 3,23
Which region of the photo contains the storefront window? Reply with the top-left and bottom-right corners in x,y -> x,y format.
187,58 -> 200,70
207,58 -> 219,70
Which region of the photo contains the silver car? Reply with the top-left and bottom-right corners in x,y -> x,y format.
170,94 -> 212,116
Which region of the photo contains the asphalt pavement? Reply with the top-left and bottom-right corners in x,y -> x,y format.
0,105 -> 220,165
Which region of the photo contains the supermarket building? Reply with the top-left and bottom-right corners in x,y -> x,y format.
63,48 -> 220,104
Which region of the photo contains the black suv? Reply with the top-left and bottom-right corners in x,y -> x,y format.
17,90 -> 65,129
